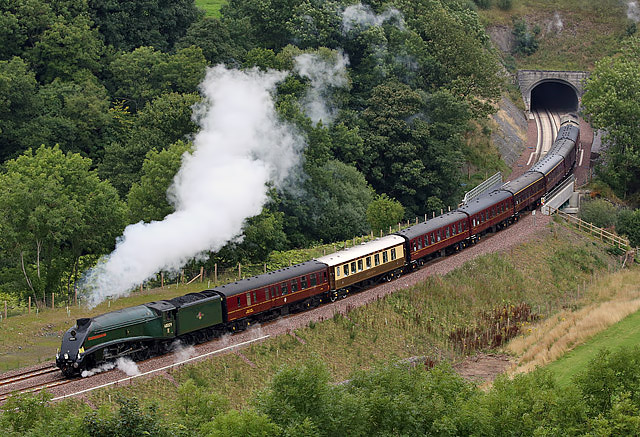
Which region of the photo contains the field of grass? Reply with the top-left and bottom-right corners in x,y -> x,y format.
544,304 -> 640,386
195,0 -> 227,17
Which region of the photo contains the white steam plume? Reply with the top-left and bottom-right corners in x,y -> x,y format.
547,12 -> 563,33
342,3 -> 405,33
82,66 -> 304,307
294,51 -> 349,125
628,2 -> 640,22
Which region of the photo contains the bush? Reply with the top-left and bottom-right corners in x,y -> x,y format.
474,0 -> 492,9
616,209 -> 640,247
497,0 -> 513,10
579,198 -> 618,228
513,19 -> 540,56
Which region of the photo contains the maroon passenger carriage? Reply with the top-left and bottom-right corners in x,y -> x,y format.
212,261 -> 329,331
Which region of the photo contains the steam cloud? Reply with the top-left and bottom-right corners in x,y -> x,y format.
628,2 -> 640,22
82,66 -> 305,306
548,12 -> 564,33
342,3 -> 405,32
294,51 -> 349,125
81,357 -> 140,377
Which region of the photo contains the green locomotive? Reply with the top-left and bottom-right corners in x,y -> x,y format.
56,291 -> 223,377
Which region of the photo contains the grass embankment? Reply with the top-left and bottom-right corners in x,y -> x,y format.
479,0 -> 629,71
78,223 -> 630,416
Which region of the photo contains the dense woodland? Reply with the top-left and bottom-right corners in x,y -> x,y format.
0,0 -> 507,304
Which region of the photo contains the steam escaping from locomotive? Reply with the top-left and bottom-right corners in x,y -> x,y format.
628,2 -> 640,22
294,51 -> 349,125
81,66 -> 305,307
341,3 -> 405,32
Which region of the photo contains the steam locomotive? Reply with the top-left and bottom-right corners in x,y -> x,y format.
56,116 -> 580,377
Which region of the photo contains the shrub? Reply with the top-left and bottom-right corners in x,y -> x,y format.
513,19 -> 540,55
579,198 -> 618,228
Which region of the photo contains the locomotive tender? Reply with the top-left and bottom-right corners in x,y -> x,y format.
57,116 -> 580,377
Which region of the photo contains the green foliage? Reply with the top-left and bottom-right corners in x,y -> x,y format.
579,198 -> 618,228
482,370 -> 587,435
583,36 -> 640,199
84,396 -> 167,437
0,391 -> 53,433
87,0 -> 202,52
200,409 -> 281,437
0,146 -> 126,301
176,16 -> 246,64
366,194 -> 405,233
496,0 -> 513,11
616,209 -> 640,247
127,140 -> 193,223
177,378 -> 230,430
474,0 -> 491,9
574,347 -> 640,417
107,46 -> 207,112
513,18 -> 541,56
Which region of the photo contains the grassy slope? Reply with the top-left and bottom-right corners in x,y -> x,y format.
479,0 -> 628,70
544,306 -> 640,387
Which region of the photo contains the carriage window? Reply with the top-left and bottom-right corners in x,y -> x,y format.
253,291 -> 257,302
383,251 -> 388,263
291,280 -> 298,292
472,218 -> 476,227
437,230 -> 441,242
246,293 -> 251,305
301,276 -> 307,289
446,228 -> 450,238
343,264 -> 350,276
413,242 -> 417,251
336,266 -> 341,277
431,233 -> 436,244
237,297 -> 241,307
281,282 -> 288,295
391,248 -> 396,260
358,259 -> 363,271
310,274 -> 317,286
418,238 -> 423,249
351,262 -> 357,274
452,226 -> 456,236
374,254 -> 380,266
458,222 -> 462,233
366,257 -> 372,268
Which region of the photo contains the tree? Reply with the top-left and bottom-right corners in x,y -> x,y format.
367,194 -> 405,234
26,14 -> 105,83
176,17 -> 246,65
0,146 -> 125,303
84,396 -> 167,437
127,140 -> 193,223
100,92 -> 201,196
0,56 -> 39,161
18,72 -> 113,161
0,0 -> 58,60
107,46 -> 207,112
87,0 -> 202,52
582,36 -> 640,198
617,209 -> 640,247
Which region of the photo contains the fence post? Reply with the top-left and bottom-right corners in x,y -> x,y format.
52,293 -> 54,309
264,263 -> 267,273
161,272 -> 164,289
28,296 -> 31,314
200,267 -> 204,282
215,263 -> 218,282
140,284 -> 143,293
4,301 -> 6,320
238,263 -> 242,279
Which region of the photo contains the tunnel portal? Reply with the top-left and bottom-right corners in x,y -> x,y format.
530,81 -> 579,112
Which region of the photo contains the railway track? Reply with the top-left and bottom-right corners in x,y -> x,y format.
0,364 -> 72,402
531,109 -> 561,165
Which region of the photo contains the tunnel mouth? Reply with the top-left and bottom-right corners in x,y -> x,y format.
531,81 -> 578,112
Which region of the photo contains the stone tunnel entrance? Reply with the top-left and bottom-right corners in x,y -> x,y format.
530,81 -> 579,112
517,70 -> 589,112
